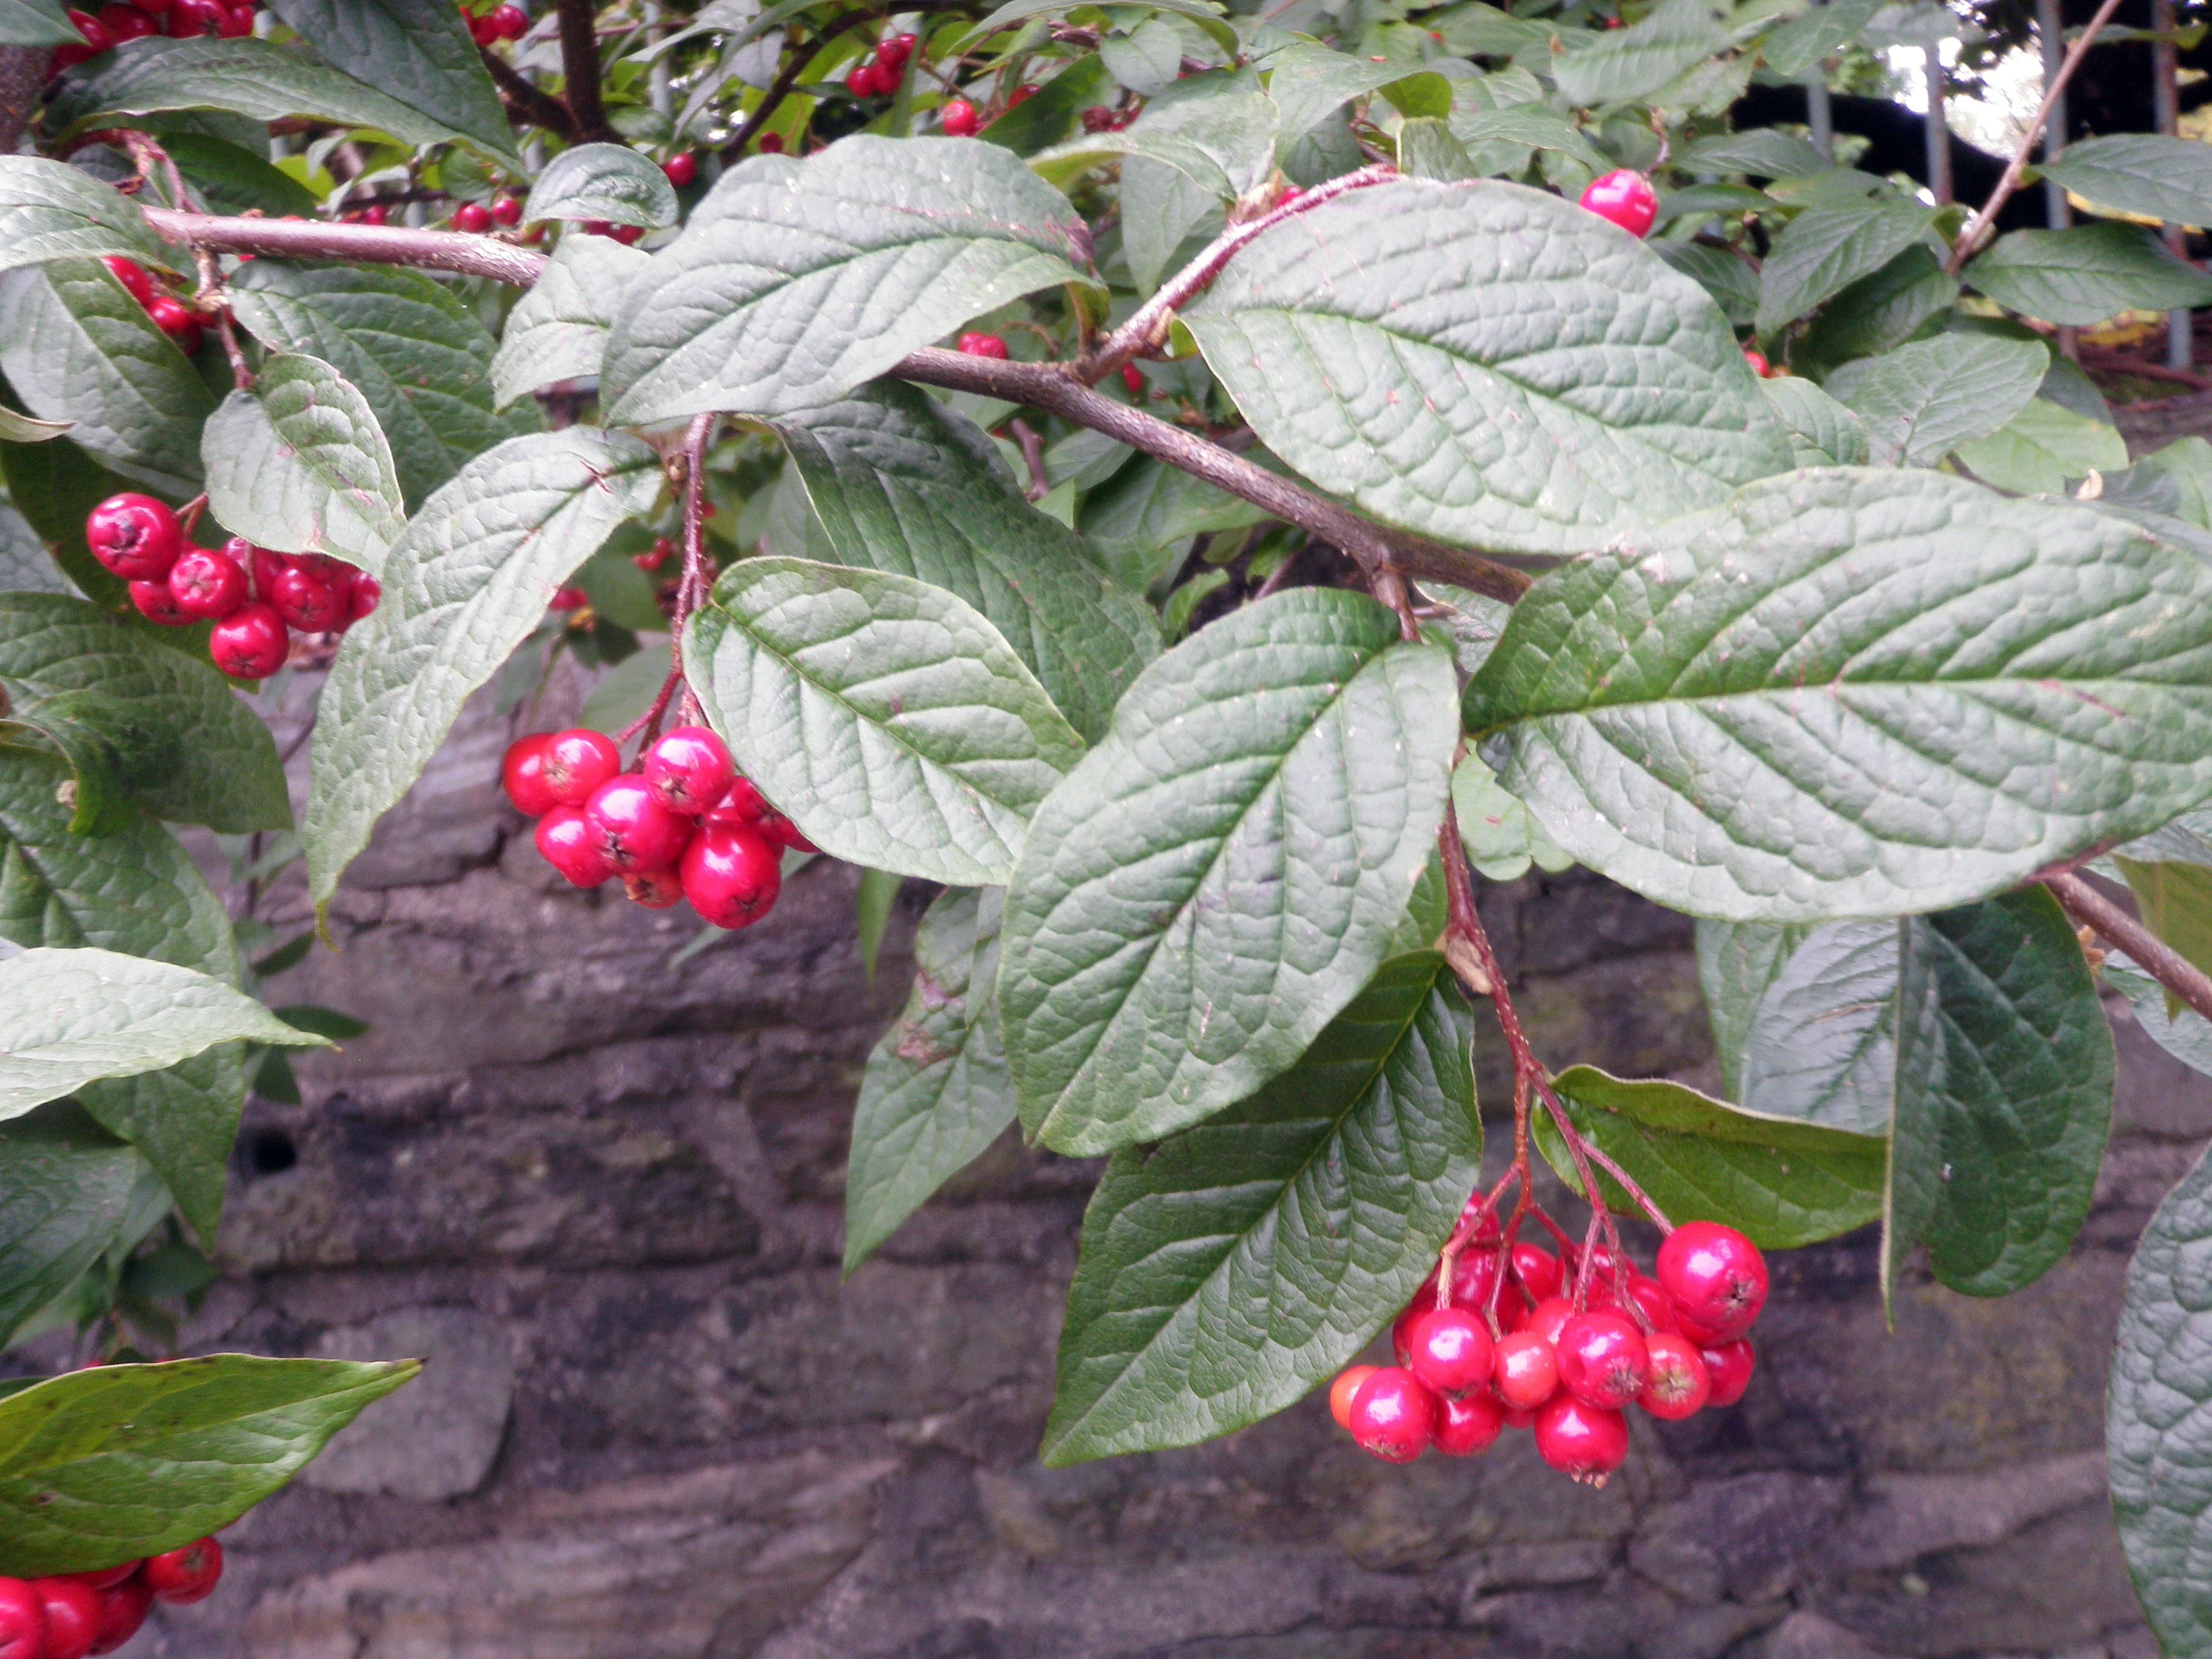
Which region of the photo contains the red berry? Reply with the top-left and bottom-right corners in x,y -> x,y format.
1577,169 -> 1658,238
269,564 -> 345,631
146,292 -> 195,335
941,98 -> 979,136
1346,1366 -> 1436,1463
1623,1272 -> 1680,1335
166,544 -> 247,618
356,202 -> 389,226
1509,1242 -> 1563,1302
1555,1310 -> 1649,1410
1639,1332 -> 1712,1420
540,728 -> 619,805
1743,347 -> 1770,377
1491,1329 -> 1559,1410
87,1574 -> 151,1652
487,1 -> 526,38
343,570 -> 380,625
0,1579 -> 44,1659
1523,1295 -> 1575,1349
32,1579 -> 99,1659
880,30 -> 916,66
548,584 -> 589,612
623,868 -> 684,908
679,820 -> 781,928
1389,1298 -> 1426,1369
100,255 -> 155,306
761,812 -> 815,853
1433,1389 -> 1506,1456
705,776 -> 772,826
66,8 -> 111,48
58,1567 -> 136,1596
452,200 -> 492,233
208,602 -> 288,679
611,223 -> 643,244
534,805 -> 615,886
1532,1395 -> 1629,1485
468,11 -> 495,42
96,4 -> 157,39
1655,1221 -> 1767,1341
757,132 -> 783,153
635,535 -> 677,571
643,725 -> 735,815
132,0 -> 174,13
490,194 -> 521,226
576,219 -> 613,238
584,775 -> 692,872
500,732 -> 560,816
1327,1365 -> 1376,1431
245,540 -> 284,600
1007,82 -> 1037,106
1406,1306 -> 1494,1399
128,578 -> 192,625
213,0 -> 250,35
1700,1337 -> 1755,1407
1448,1247 -> 1498,1311
662,151 -> 697,187
956,331 -> 1008,358
165,0 -> 223,34
1120,363 -> 1144,394
141,1540 -> 219,1601
846,59 -> 883,95
84,492 -> 182,580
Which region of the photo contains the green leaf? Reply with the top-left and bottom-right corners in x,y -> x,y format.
0,505 -> 75,598
157,134 -> 319,220
1042,951 -> 1477,1465
1462,467 -> 2212,922
1693,918 -> 1811,1099
1447,106 -> 1615,175
1453,753 -> 1571,881
269,1003 -> 367,1040
1550,0 -> 1728,106
1000,588 -> 1459,1156
0,592 -> 290,833
47,35 -> 484,150
2136,437 -> 2212,532
1119,153 -> 1219,295
1101,18 -> 1184,97
1535,1065 -> 1886,1248
855,865 -> 900,985
0,947 -> 323,1118
1760,0 -> 1881,78
2115,857 -> 2212,991
0,0 -> 80,46
1885,888 -> 2114,1299
0,408 -> 70,446
600,138 -> 1097,426
523,141 -> 679,229
0,1352 -> 417,1573
682,556 -> 1086,886
0,1105 -> 158,1347
304,429 -> 662,910
0,435 -> 138,615
2037,134 -> 2212,229
843,886 -> 1014,1273
1761,377 -> 1870,466
953,0 -> 1236,57
1651,240 -> 1758,329
0,159 -> 173,280
261,0 -> 518,163
1754,195 -> 1939,338
1954,397 -> 2132,495
1966,223 -> 2212,329
769,381 -> 1158,745
1792,244 -> 1960,372
488,233 -> 649,409
1182,178 -> 1791,558
228,261 -> 517,509
976,56 -> 1113,156
1033,68 -> 1278,203
0,260 -> 215,497
1823,335 -> 2048,466
577,638 -> 669,736
1076,455 -> 1266,592
201,354 -> 404,572
1736,919 -> 1896,1134
2106,954 -> 2212,1079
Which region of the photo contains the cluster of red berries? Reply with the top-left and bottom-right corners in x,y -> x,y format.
54,0 -> 258,65
1577,168 -> 1658,239
0,1536 -> 222,1659
458,0 -> 527,44
1329,1219 -> 1767,1486
501,724 -> 811,927
84,493 -> 377,679
955,330 -> 1007,360
845,31 -> 917,98
99,255 -> 200,355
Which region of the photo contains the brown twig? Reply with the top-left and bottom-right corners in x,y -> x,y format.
1947,0 -> 2127,273
2045,870 -> 2212,1026
2078,349 -> 2212,390
1008,417 -> 1050,501
481,43 -> 580,139
557,0 -> 620,142
719,11 -> 874,163
139,206 -> 551,286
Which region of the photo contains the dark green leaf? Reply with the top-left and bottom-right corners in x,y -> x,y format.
1736,919 -> 1896,1134
1000,588 -> 1459,1156
1953,398 -> 2131,495
2106,955 -> 2212,1079
1761,377 -> 1870,466
201,354 -> 404,572
1036,67 -> 1278,202
2037,134 -> 2212,229
1042,951 -> 1478,1464
270,1003 -> 367,1040
1454,754 -> 1570,881
1822,335 -> 2048,466
0,505 -> 76,599
1449,106 -> 1614,173
0,1104 -> 156,1347
262,0 -> 518,162
1967,223 -> 2212,329
1754,195 -> 1938,338
1550,0 -> 1728,106
2115,857 -> 2212,992
0,434 -> 140,615
1694,918 -> 1811,1100
1792,244 -> 1959,372
0,0 -> 79,46
974,56 -> 1113,156
1462,468 -> 2212,922
577,638 -> 668,737
6,688 -> 139,836
1761,0 -> 1880,77
1650,240 -> 1758,329
0,158 -> 173,279
523,142 -> 679,228
854,865 -> 900,986
488,233 -> 648,409
1076,454 -> 1266,592
1101,18 -> 1183,96
158,134 -> 319,219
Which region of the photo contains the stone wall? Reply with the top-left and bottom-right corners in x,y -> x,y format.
85,668 -> 2208,1659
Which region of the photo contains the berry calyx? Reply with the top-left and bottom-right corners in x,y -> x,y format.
956,330 -> 1008,358
207,602 -> 288,679
1700,1337 -> 1755,1407
1555,1310 -> 1649,1410
128,578 -> 193,625
1655,1221 -> 1767,1341
1491,1329 -> 1559,1410
534,805 -> 615,886
680,820 -> 782,928
662,150 -> 697,187
583,776 -> 693,872
1638,1332 -> 1712,1421
452,200 -> 492,233
87,1574 -> 151,1654
1405,1306 -> 1494,1399
942,98 -> 980,136
1577,169 -> 1658,238
1327,1364 -> 1376,1430
623,868 -> 685,908
500,732 -> 560,817
1532,1395 -> 1629,1486
1432,1389 -> 1506,1457
540,728 -> 620,805
1346,1366 -> 1436,1463
31,1578 -> 100,1659
0,1579 -> 45,1659
84,492 -> 183,581
100,255 -> 154,306
166,544 -> 247,618
642,725 -> 736,815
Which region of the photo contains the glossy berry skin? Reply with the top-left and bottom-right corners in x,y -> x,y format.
636,535 -> 677,571
1327,1365 -> 1375,1431
0,1579 -> 45,1659
643,726 -> 736,815
706,776 -> 772,826
846,59 -> 883,96
1577,169 -> 1657,238
623,868 -> 684,908
1743,347 -> 1770,377
880,30 -> 916,65
486,1 -> 526,37
1346,1366 -> 1435,1464
956,331 -> 1008,358
1700,1338 -> 1755,1407
540,728 -> 620,805
757,132 -> 783,153
662,150 -> 697,187
680,820 -> 782,929
490,194 -> 521,227
500,732 -> 560,817
583,776 -> 693,873
1509,1242 -> 1563,1302
355,201 -> 388,226
1523,1295 -> 1575,1349
65,8 -> 110,47
1532,1395 -> 1629,1485
146,293 -> 195,335
1389,1299 -> 1425,1370
270,564 -> 346,631
87,1574 -> 150,1654
761,813 -> 816,853
32,1578 -> 100,1659
58,1563 -> 136,1592
452,200 -> 492,233
1405,1307 -> 1493,1399
101,255 -> 155,306
167,545 -> 247,618
343,571 -> 380,625
1491,1329 -> 1560,1410
1555,1310 -> 1649,1410
128,578 -> 193,625
97,4 -> 157,40
208,602 -> 288,679
1638,1332 -> 1712,1421
1656,1221 -> 1767,1341
549,584 -> 589,611
1447,1247 -> 1498,1311
1007,82 -> 1037,106
1120,363 -> 1145,394
85,492 -> 183,581
164,0 -> 223,32
534,805 -> 615,887
941,98 -> 979,136
1432,1389 -> 1506,1457
1623,1273 -> 1680,1335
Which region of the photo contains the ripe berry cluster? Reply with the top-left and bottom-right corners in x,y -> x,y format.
1329,1218 -> 1767,1486
845,31 -> 917,98
84,493 -> 378,680
457,0 -> 527,44
99,256 -> 200,355
502,725 -> 811,927
0,1536 -> 223,1659
55,0 -> 259,67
